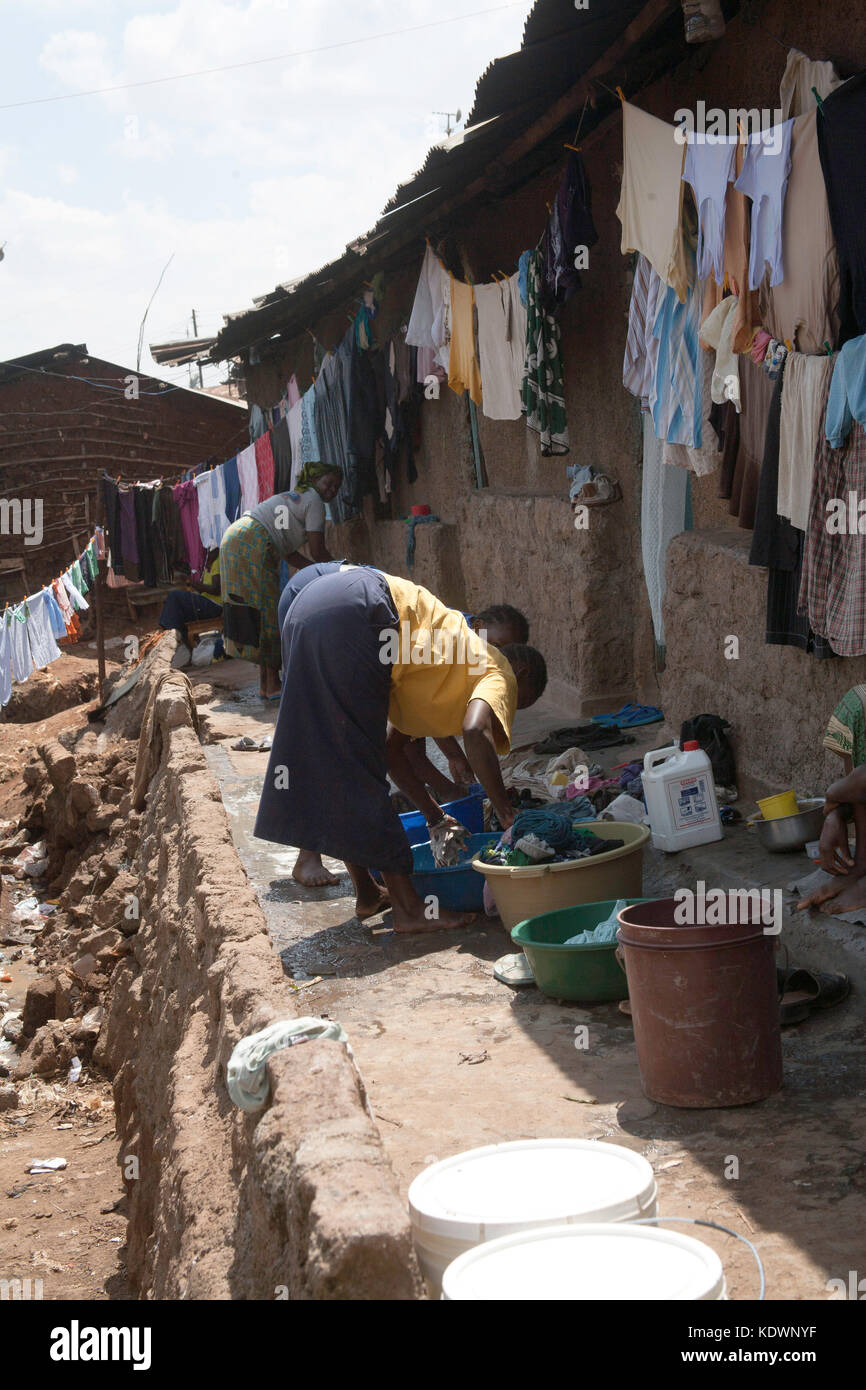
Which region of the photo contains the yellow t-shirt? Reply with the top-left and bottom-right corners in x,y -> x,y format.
383,574 -> 516,752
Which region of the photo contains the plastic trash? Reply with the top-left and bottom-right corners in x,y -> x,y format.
27,1157 -> 67,1173
12,842 -> 48,880
11,896 -> 40,924
67,1057 -> 82,1084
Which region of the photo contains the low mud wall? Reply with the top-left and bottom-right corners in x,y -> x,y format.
97,642 -> 422,1300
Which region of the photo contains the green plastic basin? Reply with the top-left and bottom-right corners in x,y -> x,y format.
510,897 -> 652,1002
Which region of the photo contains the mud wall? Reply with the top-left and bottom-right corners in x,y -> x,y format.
97,642 -> 421,1300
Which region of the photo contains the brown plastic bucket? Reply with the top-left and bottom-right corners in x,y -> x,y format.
616,898 -> 782,1108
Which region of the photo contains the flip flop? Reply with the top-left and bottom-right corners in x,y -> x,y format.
777,966 -> 850,1024
493,952 -> 536,987
591,703 -> 663,728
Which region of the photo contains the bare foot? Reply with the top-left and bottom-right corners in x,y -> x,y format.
797,865 -> 866,912
355,888 -> 392,922
391,904 -> 478,934
821,871 -> 866,915
292,851 -> 340,888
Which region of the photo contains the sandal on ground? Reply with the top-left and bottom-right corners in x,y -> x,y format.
777,966 -> 850,1025
493,952 -> 536,987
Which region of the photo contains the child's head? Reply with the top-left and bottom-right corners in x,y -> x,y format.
501,643 -> 547,709
472,604 -> 530,648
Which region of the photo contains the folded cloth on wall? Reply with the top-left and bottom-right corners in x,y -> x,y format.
683,135 -> 736,284
541,149 -> 598,312
799,379 -> 866,655
475,279 -> 523,420
448,276 -> 483,406
762,110 -> 840,355
779,46 -> 842,120
734,121 -> 794,290
817,71 -> 866,345
618,100 -> 689,303
825,334 -> 866,448
522,248 -> 569,455
778,352 -> 835,530
226,1017 -> 350,1111
406,245 -> 451,371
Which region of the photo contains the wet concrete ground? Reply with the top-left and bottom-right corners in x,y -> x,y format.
197,666 -> 866,1301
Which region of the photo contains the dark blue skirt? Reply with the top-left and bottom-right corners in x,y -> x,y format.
254,566 -> 412,873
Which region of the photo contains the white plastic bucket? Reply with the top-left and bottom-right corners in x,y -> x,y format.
408,1139 -> 658,1298
441,1222 -> 726,1301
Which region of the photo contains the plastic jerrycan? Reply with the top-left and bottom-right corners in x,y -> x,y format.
642,740 -> 723,852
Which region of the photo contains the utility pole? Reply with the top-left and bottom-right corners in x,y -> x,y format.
191,309 -> 203,389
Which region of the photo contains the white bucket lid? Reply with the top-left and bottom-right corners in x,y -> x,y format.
441,1222 -> 726,1301
408,1139 -> 657,1244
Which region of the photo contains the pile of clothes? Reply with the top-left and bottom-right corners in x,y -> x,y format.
479,806 -> 622,868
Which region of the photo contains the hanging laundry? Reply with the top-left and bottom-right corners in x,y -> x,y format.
415,344 -> 447,387
664,353 -> 722,477
52,578 -> 78,641
405,245 -> 451,371
649,248 -> 704,448
0,615 -> 11,708
133,484 -> 158,588
25,590 -> 63,670
61,568 -> 89,612
475,279 -> 524,421
236,444 -> 259,513
641,413 -> 690,654
222,457 -> 242,525
117,487 -> 139,582
817,73 -> 866,345
95,527 -> 106,560
7,605 -> 34,684
623,254 -> 663,408
286,374 -> 302,409
541,150 -> 598,312
779,47 -> 842,121
682,135 -> 736,284
778,353 -> 835,531
314,338 -> 354,523
521,248 -> 569,456
700,295 -> 741,411
729,356 -> 776,530
734,121 -> 794,290
442,276 -> 479,406
618,100 -> 690,303
42,585 -> 68,642
275,407 -> 298,491
194,467 -> 230,549
300,382 -> 320,464
763,110 -> 839,356
248,403 -> 267,442
348,335 -> 385,506
255,432 -> 275,500
71,558 -> 87,596
799,380 -> 866,656
172,479 -> 206,577
825,334 -> 866,449
152,482 -> 187,584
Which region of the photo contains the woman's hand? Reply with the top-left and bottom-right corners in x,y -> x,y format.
818,806 -> 855,876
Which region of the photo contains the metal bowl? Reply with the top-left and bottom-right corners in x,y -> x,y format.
754,798 -> 825,853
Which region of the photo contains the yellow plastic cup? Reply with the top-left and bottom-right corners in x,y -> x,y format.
757,790 -> 798,821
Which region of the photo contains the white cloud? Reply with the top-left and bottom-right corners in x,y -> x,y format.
57,163 -> 79,184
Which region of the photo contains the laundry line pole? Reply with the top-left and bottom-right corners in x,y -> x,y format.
92,489 -> 107,699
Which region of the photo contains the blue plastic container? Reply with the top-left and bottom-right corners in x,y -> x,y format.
399,785 -> 485,847
410,833 -> 500,911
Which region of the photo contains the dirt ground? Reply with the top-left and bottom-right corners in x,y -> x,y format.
0,642 -> 130,1301
201,667 -> 866,1303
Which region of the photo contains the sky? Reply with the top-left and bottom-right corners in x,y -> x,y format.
0,0 -> 529,390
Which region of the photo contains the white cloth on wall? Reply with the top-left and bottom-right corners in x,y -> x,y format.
8,605 -> 34,684
287,399 -> 304,492
236,444 -> 259,513
474,280 -> 523,420
778,352 -> 835,532
24,591 -> 63,670
406,245 -> 451,371
0,617 -> 12,707
193,467 -> 229,548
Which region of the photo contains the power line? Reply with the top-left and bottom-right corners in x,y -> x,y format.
0,4 -> 523,112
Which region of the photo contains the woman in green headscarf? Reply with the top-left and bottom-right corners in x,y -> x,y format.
220,463 -> 343,700
799,686 -> 866,913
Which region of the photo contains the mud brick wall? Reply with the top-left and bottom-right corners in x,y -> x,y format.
96,642 -> 421,1300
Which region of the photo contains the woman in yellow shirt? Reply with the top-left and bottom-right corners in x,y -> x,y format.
254,566 -> 547,932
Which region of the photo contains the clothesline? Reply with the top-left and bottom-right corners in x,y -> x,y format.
0,530 -> 102,708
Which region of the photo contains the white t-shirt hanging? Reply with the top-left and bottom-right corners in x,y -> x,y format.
61,569 -> 89,612
194,467 -> 229,548
25,591 -> 63,670
8,604 -> 34,684
237,444 -> 259,513
0,616 -> 12,707
406,245 -> 451,371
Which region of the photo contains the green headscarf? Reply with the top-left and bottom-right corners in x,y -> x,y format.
296,461 -> 343,492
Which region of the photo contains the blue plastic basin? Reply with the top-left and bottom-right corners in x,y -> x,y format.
410,833 -> 501,911
399,785 -> 485,847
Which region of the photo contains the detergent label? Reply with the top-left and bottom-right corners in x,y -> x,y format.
667,774 -> 715,829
